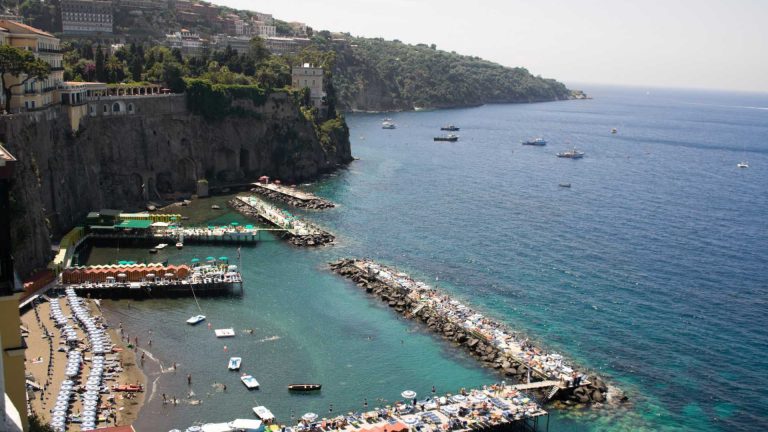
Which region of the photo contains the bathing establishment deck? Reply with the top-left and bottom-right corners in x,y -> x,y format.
60,279 -> 243,298
251,182 -> 335,209
234,195 -> 329,237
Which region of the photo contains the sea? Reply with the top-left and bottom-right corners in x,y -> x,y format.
90,85 -> 768,432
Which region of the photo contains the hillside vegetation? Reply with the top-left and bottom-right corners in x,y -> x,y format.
330,37 -> 576,111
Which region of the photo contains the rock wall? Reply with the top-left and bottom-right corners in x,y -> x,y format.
1,94 -> 352,276
329,259 -> 617,407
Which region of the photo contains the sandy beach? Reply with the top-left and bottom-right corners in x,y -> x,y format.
21,295 -> 146,430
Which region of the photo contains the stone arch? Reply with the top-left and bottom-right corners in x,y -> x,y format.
176,157 -> 198,191
156,171 -> 174,194
213,147 -> 238,181
239,148 -> 251,173
112,101 -> 126,114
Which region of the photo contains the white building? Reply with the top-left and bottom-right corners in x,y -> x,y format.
165,29 -> 205,57
60,0 -> 114,34
291,63 -> 325,110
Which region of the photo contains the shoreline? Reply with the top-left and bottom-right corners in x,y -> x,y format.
21,294 -> 147,430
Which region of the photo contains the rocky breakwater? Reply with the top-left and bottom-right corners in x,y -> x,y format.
329,259 -> 622,408
250,184 -> 335,209
228,195 -> 334,247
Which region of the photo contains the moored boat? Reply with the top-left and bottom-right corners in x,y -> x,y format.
176,242 -> 184,249
215,328 -> 236,338
559,183 -> 572,188
382,119 -> 396,129
155,243 -> 168,250
240,374 -> 260,389
440,125 -> 460,131
228,357 -> 242,371
434,134 -> 459,142
557,148 -> 585,159
288,384 -> 322,391
521,138 -> 547,146
252,406 -> 275,422
737,161 -> 749,168
186,315 -> 206,325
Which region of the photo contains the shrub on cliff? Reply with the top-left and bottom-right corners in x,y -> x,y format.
185,78 -> 269,120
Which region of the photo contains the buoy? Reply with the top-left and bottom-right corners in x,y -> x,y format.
223,345 -> 228,352
207,323 -> 212,328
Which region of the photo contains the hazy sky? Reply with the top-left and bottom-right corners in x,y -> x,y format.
211,0 -> 768,92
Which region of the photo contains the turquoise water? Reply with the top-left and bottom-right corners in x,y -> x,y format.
98,86 -> 768,431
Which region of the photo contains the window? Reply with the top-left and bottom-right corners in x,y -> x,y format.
103,104 -> 108,113
128,103 -> 134,113
112,103 -> 121,113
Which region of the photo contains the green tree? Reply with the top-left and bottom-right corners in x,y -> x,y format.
248,37 -> 270,64
162,62 -> 186,92
28,414 -> 55,432
94,44 -> 106,82
0,45 -> 51,112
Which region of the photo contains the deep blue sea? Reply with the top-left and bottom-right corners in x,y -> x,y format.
97,85 -> 768,432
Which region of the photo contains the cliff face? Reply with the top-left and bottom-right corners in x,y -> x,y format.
331,38 -> 575,112
1,93 -> 352,276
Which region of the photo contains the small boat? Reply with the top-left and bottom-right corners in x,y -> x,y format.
611,128 -> 618,134
252,406 -> 275,422
382,121 -> 396,129
559,183 -> 572,188
176,242 -> 184,249
214,328 -> 236,338
288,384 -> 322,391
155,243 -> 168,250
440,125 -> 460,131
211,205 -> 221,210
240,374 -> 260,389
557,149 -> 585,159
112,384 -> 143,392
149,248 -> 158,254
434,134 -> 459,142
521,138 -> 547,146
228,357 -> 242,371
186,315 -> 206,325
737,161 -> 749,168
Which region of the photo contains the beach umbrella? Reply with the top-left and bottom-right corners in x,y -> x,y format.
401,390 -> 417,400
302,413 -> 318,422
191,258 -> 200,263
219,256 -> 228,261
441,405 -> 459,416
451,394 -> 467,403
206,256 -> 215,261
401,416 -> 418,426
245,225 -> 254,230
230,222 -> 239,226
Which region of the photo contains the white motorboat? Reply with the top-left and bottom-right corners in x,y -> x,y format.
155,243 -> 168,250
228,357 -> 242,371
176,242 -> 184,249
186,315 -> 206,325
240,374 -> 260,389
737,161 -> 749,168
215,328 -> 236,338
252,406 -> 275,422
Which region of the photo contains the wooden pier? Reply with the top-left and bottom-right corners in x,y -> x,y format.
60,278 -> 243,299
230,195 -> 335,246
251,182 -> 335,209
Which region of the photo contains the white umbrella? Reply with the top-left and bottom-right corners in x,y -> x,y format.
401,390 -> 417,400
302,412 -> 318,422
401,416 -> 419,425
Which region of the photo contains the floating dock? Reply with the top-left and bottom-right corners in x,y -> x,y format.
230,195 -> 335,246
59,262 -> 244,298
89,225 -> 262,244
329,259 -> 614,406
251,182 -> 335,209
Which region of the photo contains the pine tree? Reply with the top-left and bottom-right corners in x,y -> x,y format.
95,44 -> 106,82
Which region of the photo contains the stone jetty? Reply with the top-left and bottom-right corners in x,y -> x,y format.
251,182 -> 335,209
329,259 -> 618,407
229,195 -> 335,247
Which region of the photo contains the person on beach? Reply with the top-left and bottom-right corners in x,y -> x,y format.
187,374 -> 192,385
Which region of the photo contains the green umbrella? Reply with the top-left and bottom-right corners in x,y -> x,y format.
219,256 -> 229,261
170,216 -> 177,221
206,256 -> 215,261
245,224 -> 254,229
230,222 -> 239,226
191,258 -> 200,263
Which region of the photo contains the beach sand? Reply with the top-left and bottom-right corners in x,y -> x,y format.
22,296 -> 146,430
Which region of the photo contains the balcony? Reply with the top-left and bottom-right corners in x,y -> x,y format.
24,89 -> 37,95
38,48 -> 63,54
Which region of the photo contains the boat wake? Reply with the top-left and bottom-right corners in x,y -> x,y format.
257,335 -> 280,343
